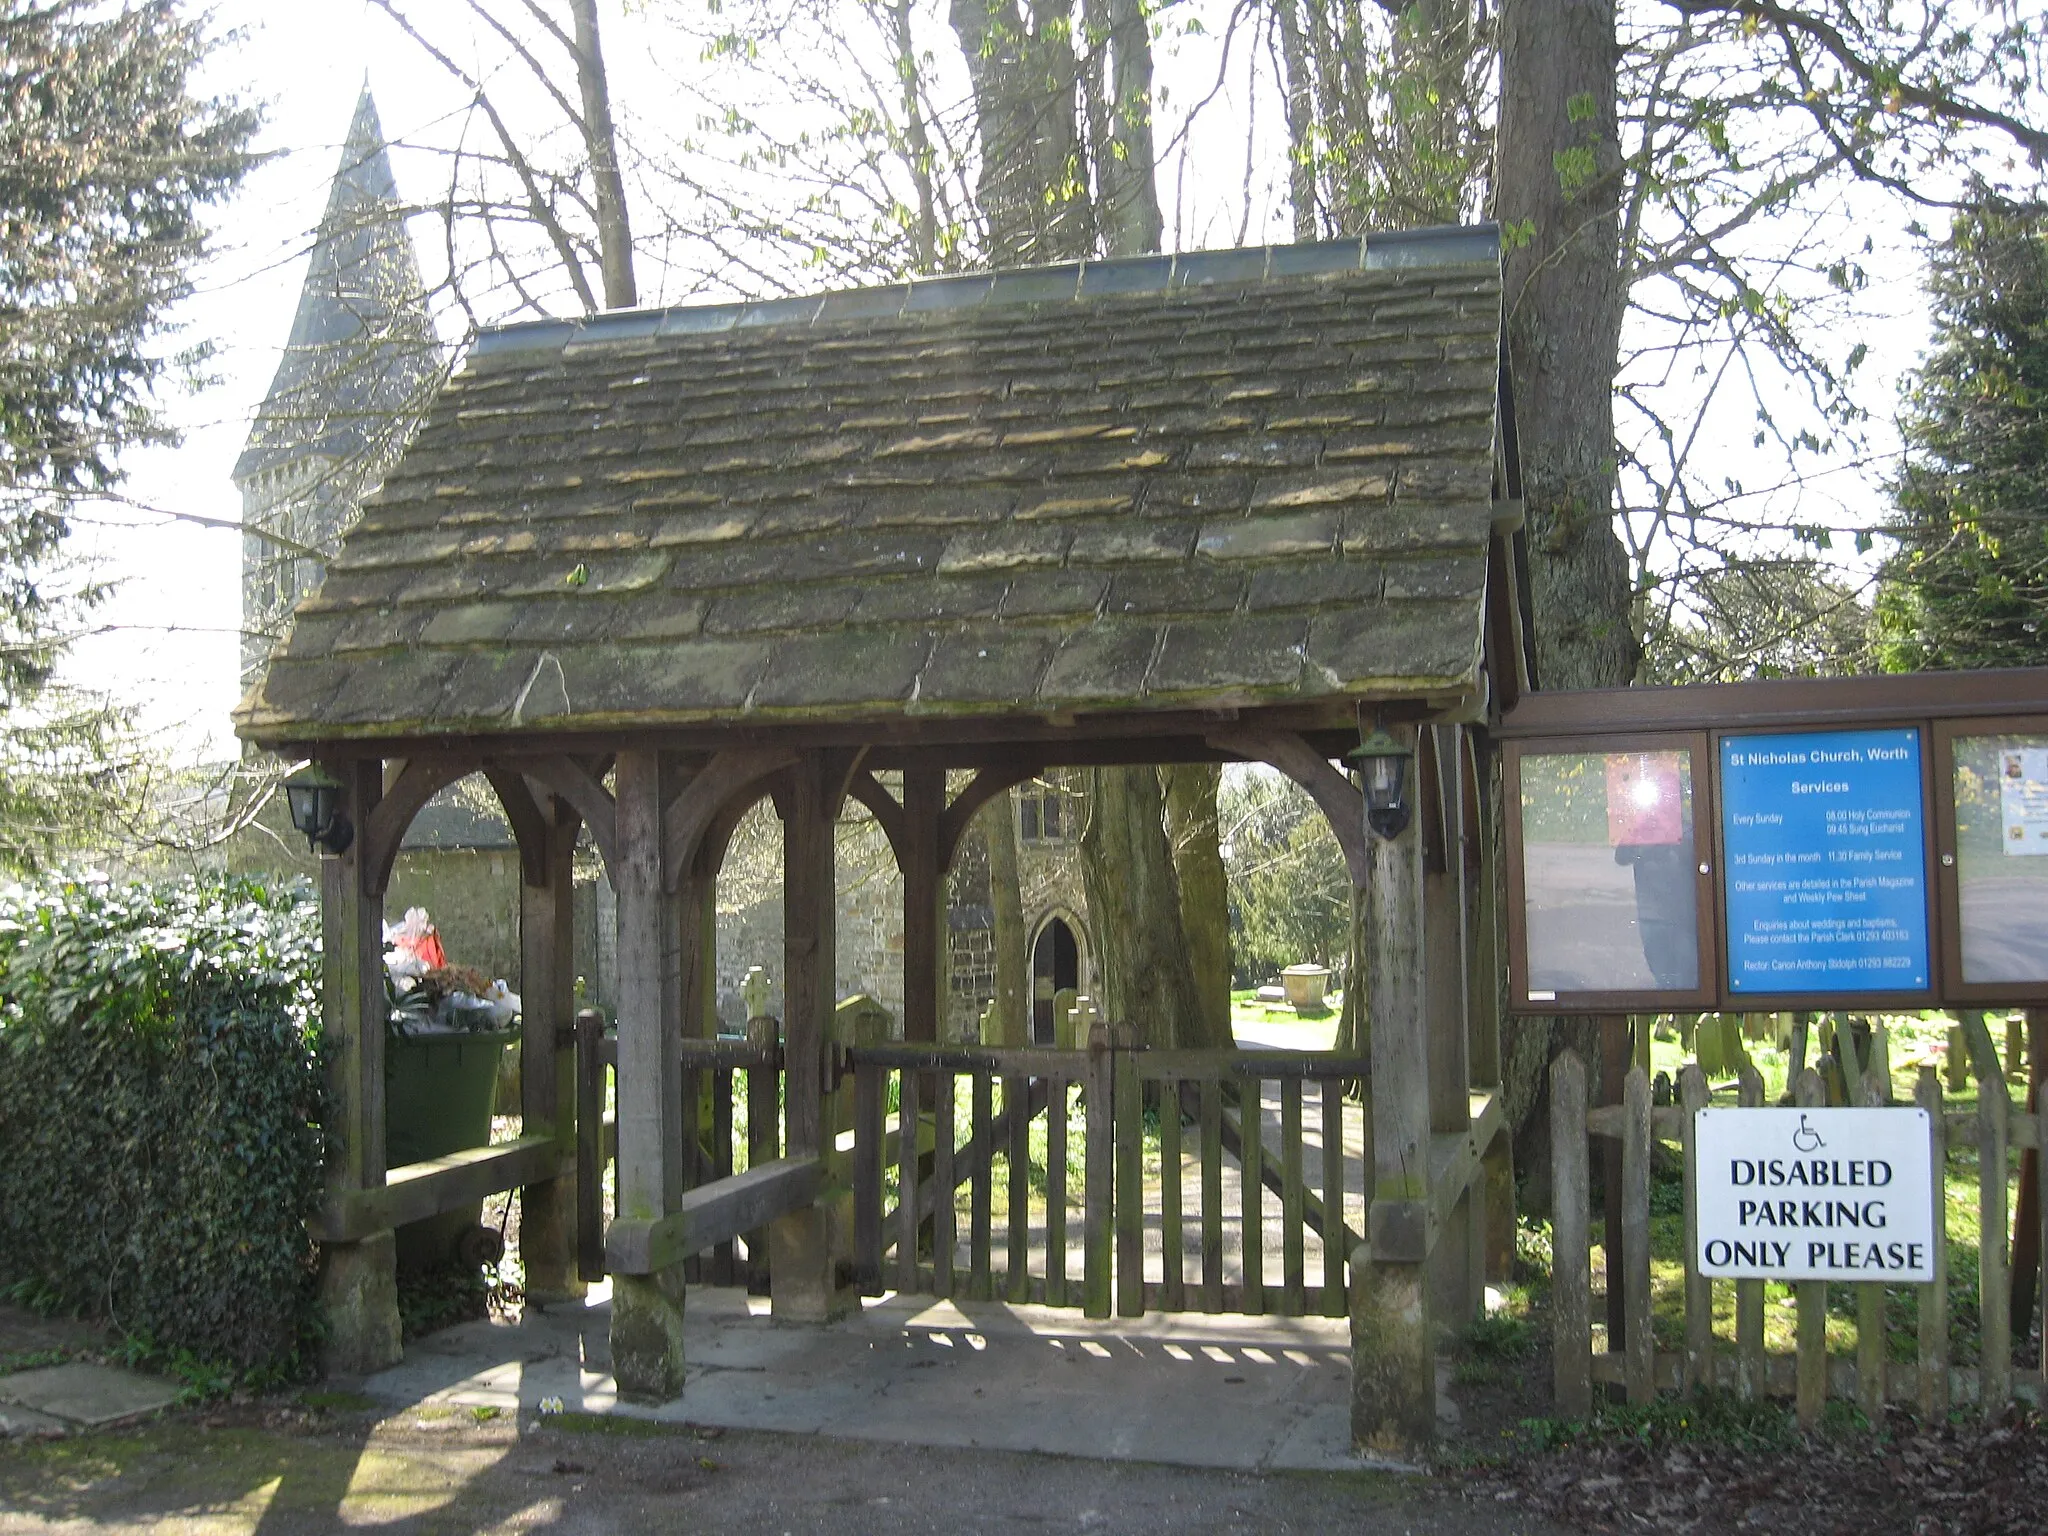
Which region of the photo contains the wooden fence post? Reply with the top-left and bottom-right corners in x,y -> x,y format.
1083,1023 -> 1114,1319
1979,1070 -> 2011,1418
1551,1051 -> 1592,1419
1678,1063 -> 1712,1393
1735,1063 -> 1766,1398
1622,1065 -> 1654,1405
1793,1068 -> 1829,1427
1856,1052 -> 1888,1422
1916,1066 -> 1949,1421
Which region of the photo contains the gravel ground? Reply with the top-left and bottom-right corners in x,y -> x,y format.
0,1400 -> 1570,1535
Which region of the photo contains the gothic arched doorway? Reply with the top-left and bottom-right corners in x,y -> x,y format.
1030,915 -> 1080,1045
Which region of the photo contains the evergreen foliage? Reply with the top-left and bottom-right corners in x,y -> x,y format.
1881,199 -> 2048,671
1221,769 -> 1349,988
0,875 -> 325,1380
0,1 -> 257,866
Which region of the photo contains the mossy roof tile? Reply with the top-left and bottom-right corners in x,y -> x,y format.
238,231 -> 1517,742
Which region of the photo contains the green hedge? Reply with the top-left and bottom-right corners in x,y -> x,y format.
0,875 -> 326,1379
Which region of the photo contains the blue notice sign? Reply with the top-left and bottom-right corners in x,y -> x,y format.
1721,729 -> 1930,995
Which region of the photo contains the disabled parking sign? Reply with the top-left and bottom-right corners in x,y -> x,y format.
1694,1107 -> 1936,1282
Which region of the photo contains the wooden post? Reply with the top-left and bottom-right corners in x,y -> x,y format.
1550,1051 -> 1592,1419
519,792 -> 584,1305
770,749 -> 854,1323
1114,1025 -> 1144,1317
1354,719 -> 1436,1456
1601,1017 -> 1630,1351
1855,1052 -> 1887,1423
1979,1066 -> 2011,1419
1621,1066 -> 1654,1405
1678,1063 -> 1712,1393
1916,1066 -> 1950,1421
1425,726 -> 1470,1136
1794,1068 -> 1827,1428
1083,1022 -> 1114,1319
315,756 -> 401,1376
2009,1011 -> 2046,1346
901,768 -> 946,1044
1735,1063 -> 1766,1398
610,749 -> 687,1400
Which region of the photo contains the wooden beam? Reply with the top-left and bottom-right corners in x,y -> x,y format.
901,767 -> 945,1043
250,699 -> 1437,762
661,745 -> 801,891
1425,726 -> 1471,1134
938,762 -> 1043,871
315,1135 -> 563,1243
613,749 -> 684,1223
606,1157 -> 823,1275
784,750 -> 861,1158
847,769 -> 909,865
1208,729 -> 1369,887
1365,721 -> 1432,1259
361,755 -> 475,896
321,756 -> 386,1194
484,766 -> 556,888
522,754 -> 619,878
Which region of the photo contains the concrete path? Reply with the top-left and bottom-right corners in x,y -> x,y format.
361,1286 -> 1399,1473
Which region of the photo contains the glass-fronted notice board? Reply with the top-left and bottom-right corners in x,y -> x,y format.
1947,728 -> 2048,986
1720,728 -> 1931,998
1516,743 -> 1708,1005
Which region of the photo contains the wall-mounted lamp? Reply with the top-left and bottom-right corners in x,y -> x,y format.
283,764 -> 354,858
1347,719 -> 1414,841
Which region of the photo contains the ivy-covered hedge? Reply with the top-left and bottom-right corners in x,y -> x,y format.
0,875 -> 326,1379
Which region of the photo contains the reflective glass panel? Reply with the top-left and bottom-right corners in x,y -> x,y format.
1952,732 -> 2048,983
1520,749 -> 1699,996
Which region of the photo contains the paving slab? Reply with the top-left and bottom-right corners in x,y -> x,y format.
0,1401 -> 68,1438
0,1362 -> 181,1428
360,1284 -> 1385,1473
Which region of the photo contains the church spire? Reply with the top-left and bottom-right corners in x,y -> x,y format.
233,86 -> 437,483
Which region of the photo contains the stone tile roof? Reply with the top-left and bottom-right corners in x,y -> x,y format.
236,227 -> 1515,744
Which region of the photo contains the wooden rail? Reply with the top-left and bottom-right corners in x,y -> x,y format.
314,1134 -> 562,1243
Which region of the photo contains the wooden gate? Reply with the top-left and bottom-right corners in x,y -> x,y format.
846,1033 -> 1370,1318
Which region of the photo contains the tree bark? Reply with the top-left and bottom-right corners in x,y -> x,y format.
1496,0 -> 1635,692
1163,764 -> 1233,1049
949,0 -> 1093,264
983,796 -> 1029,1046
1494,0 -> 1637,1201
1080,767 -> 1206,1049
567,0 -> 636,308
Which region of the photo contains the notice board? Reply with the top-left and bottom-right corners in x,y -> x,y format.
1720,728 -> 1931,999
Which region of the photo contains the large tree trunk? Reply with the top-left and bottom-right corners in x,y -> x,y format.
1080,767 -> 1207,1049
983,800 -> 1029,1046
1494,0 -> 1637,1201
1163,765 -> 1233,1049
949,0 -> 1092,264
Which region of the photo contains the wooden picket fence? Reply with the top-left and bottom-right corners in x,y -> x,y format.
1551,1043 -> 2048,1426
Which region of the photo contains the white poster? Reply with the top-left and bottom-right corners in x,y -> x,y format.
1999,746 -> 2048,855
1694,1107 -> 1935,1282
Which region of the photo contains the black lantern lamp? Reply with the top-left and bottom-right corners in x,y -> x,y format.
1347,718 -> 1414,841
283,764 -> 354,857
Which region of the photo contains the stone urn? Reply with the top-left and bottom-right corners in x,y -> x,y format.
1280,963 -> 1332,1011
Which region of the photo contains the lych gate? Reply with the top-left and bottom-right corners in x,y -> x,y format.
236,223 -> 1533,1456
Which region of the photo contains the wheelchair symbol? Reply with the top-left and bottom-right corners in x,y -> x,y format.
1792,1115 -> 1824,1153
